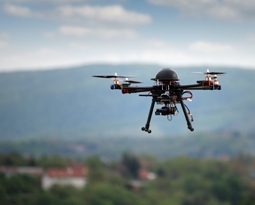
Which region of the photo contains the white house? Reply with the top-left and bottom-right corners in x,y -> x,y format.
42,163 -> 88,190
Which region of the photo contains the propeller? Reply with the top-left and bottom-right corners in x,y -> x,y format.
192,69 -> 225,75
193,71 -> 225,75
121,78 -> 141,84
124,80 -> 141,84
93,73 -> 136,79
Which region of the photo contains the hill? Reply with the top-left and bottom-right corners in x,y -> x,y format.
0,64 -> 254,139
0,131 -> 254,159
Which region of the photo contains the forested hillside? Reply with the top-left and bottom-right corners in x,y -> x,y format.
0,64 -> 254,139
0,153 -> 255,205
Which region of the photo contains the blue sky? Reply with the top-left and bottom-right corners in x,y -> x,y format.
0,0 -> 255,71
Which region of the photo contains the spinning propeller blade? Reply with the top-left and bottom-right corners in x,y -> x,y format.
93,75 -> 116,78
192,70 -> 225,75
124,80 -> 142,84
93,74 -> 136,79
119,78 -> 142,84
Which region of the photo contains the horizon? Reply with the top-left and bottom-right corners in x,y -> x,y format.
0,62 -> 254,74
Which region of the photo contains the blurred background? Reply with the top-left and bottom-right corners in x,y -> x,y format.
0,0 -> 255,204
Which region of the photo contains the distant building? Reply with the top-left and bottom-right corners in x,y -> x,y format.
42,163 -> 88,190
127,180 -> 143,192
17,167 -> 43,176
0,166 -> 43,177
127,169 -> 157,192
138,169 -> 157,180
217,155 -> 230,162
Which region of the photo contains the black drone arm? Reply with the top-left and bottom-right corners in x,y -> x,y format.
124,83 -> 220,94
176,84 -> 219,90
122,86 -> 154,94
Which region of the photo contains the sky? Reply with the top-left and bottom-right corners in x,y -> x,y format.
0,0 -> 255,72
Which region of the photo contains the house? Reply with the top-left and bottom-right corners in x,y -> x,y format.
0,166 -> 43,177
127,169 -> 157,192
42,163 -> 88,190
138,169 -> 156,180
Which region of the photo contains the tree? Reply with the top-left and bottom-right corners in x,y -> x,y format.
84,183 -> 147,205
121,152 -> 140,178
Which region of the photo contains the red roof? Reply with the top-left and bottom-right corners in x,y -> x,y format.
139,169 -> 149,180
46,164 -> 88,178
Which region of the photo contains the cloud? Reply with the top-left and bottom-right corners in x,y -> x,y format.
58,25 -> 139,39
1,0 -> 84,4
3,3 -> 151,26
147,0 -> 255,21
3,3 -> 41,17
0,41 -> 10,50
0,33 -> 10,50
3,3 -> 150,42
246,33 -> 255,42
0,48 -> 81,71
189,41 -> 235,53
0,32 -> 10,39
54,5 -> 151,25
1,38 -> 254,71
2,0 -> 127,3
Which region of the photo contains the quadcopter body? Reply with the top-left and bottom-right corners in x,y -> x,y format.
93,68 -> 225,133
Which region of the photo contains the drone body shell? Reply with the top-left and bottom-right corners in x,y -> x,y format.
151,68 -> 179,83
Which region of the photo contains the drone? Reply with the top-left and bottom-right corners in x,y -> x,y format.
93,68 -> 225,134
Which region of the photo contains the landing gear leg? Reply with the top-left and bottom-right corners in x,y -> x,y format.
142,97 -> 156,133
178,92 -> 194,131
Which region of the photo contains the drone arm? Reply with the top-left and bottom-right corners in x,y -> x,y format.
177,84 -> 220,90
177,84 -> 204,89
122,86 -> 154,94
183,86 -> 213,90
183,86 -> 221,90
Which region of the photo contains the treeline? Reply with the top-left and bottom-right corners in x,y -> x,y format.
1,132 -> 254,160
0,152 -> 255,205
